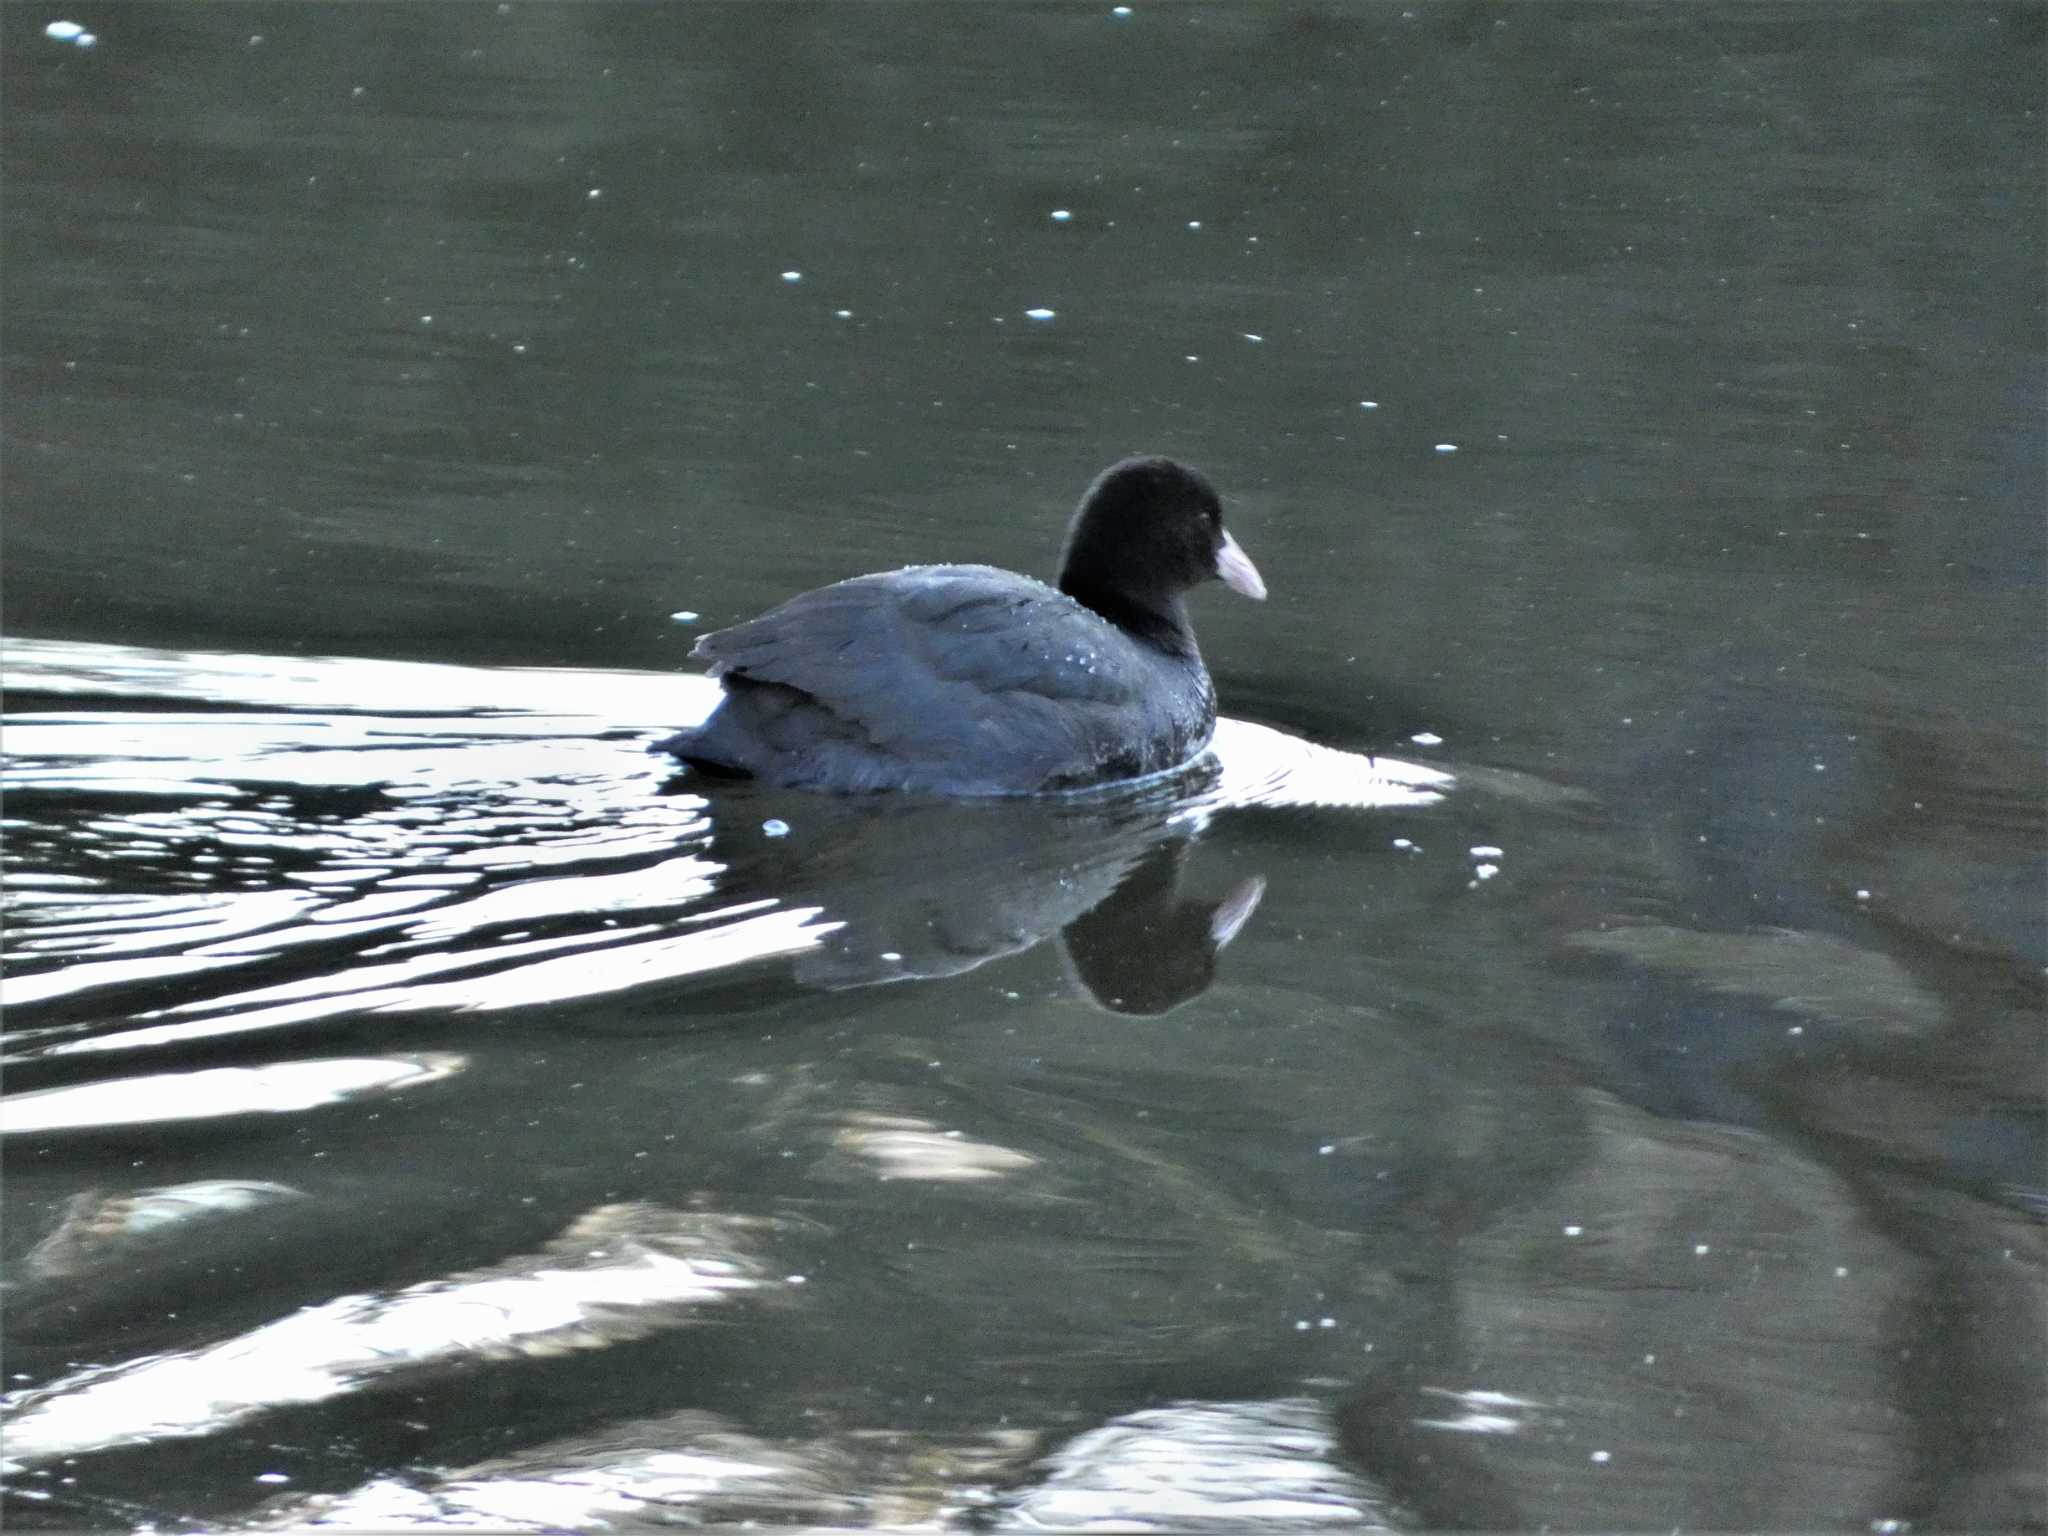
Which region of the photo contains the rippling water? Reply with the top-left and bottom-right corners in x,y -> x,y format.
3,639 -> 1445,1064
3,639 -> 1457,1527
4,2 -> 2042,1530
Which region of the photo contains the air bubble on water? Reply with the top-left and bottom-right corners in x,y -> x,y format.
762,819 -> 790,838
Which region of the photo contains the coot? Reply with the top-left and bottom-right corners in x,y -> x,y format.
653,455 -> 1265,794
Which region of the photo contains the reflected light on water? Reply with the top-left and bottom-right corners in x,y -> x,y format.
0,1204 -> 777,1470
1006,1397 -> 1393,1528
21,1180 -> 308,1284
0,1054 -> 465,1133
1,636 -> 700,724
826,1112 -> 1039,1183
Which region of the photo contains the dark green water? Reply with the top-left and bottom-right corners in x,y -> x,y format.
3,4 -> 2042,1529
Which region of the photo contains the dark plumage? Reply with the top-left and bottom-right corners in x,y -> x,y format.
653,456 -> 1266,794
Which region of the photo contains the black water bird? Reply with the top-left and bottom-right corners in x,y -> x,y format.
655,456 -> 1266,794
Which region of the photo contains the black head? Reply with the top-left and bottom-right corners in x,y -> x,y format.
1057,456 -> 1265,644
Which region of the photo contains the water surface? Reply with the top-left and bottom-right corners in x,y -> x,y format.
3,3 -> 2042,1530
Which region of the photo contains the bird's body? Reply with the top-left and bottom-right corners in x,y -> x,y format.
654,457 -> 1263,795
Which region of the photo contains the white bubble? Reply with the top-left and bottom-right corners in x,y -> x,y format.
1112,4 -> 1132,13
834,309 -> 852,319
45,20 -> 85,40
668,611 -> 699,623
1410,731 -> 1443,746
1024,307 -> 1056,320
762,819 -> 790,838
1243,333 -> 1263,343
586,187 -> 602,201
75,30 -> 95,46
1359,400 -> 1379,409
1470,845 -> 1503,858
1434,442 -> 1458,454
1050,209 -> 1072,222
1187,220 -> 1203,229
781,270 -> 802,283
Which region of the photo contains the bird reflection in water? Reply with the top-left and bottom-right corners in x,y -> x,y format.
677,761 -> 1265,1018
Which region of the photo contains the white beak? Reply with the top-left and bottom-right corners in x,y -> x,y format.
1215,529 -> 1267,600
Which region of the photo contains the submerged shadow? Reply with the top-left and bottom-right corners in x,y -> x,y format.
663,762 -> 1265,1018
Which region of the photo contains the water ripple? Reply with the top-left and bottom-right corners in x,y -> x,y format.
3,639 -> 1450,1070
